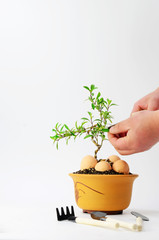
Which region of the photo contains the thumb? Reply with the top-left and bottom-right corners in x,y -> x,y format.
109,119 -> 130,134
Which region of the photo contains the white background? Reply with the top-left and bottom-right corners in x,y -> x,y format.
0,0 -> 159,239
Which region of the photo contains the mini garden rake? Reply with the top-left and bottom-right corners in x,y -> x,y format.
56,206 -> 119,229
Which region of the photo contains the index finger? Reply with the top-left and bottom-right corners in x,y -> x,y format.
108,132 -> 129,150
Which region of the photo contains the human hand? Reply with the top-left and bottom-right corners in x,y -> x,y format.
108,110 -> 159,155
131,87 -> 159,114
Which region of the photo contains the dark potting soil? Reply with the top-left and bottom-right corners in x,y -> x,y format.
73,168 -> 132,175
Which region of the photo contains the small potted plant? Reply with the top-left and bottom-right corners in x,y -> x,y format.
51,85 -> 138,214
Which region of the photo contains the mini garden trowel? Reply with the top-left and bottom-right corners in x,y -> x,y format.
131,211 -> 149,231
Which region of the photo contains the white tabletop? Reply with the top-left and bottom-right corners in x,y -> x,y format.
0,205 -> 158,240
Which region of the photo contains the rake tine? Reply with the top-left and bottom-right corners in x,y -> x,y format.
61,207 -> 65,217
66,206 -> 70,217
71,206 -> 75,217
56,208 -> 61,221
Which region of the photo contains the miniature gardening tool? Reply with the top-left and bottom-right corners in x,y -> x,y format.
56,206 -> 119,230
131,211 -> 149,231
91,211 -> 137,231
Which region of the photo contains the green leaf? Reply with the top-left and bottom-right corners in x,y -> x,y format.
81,121 -> 87,126
95,106 -> 100,111
101,128 -> 109,132
103,111 -> 108,118
66,136 -> 71,145
107,98 -> 112,105
60,125 -> 65,131
70,131 -> 75,136
56,142 -> 59,149
52,129 -> 57,132
99,97 -> 104,103
64,124 -> 70,131
50,135 -> 59,141
110,103 -> 117,107
74,135 -> 78,140
100,134 -> 106,140
91,103 -> 95,110
94,118 -> 101,122
96,92 -> 101,99
79,132 -> 84,137
83,86 -> 90,91
108,118 -> 113,123
90,84 -> 97,91
84,134 -> 93,139
88,112 -> 92,118
75,121 -> 78,129
81,117 -> 89,121
97,122 -> 101,127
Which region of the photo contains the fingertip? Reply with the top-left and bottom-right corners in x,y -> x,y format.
108,132 -> 118,145
109,134 -> 129,151
109,126 -> 115,134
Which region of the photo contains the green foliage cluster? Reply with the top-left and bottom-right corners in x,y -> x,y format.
50,84 -> 116,159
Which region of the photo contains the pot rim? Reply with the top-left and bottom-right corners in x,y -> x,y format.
69,173 -> 138,177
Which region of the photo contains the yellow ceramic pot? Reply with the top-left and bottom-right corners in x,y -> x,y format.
69,173 -> 138,213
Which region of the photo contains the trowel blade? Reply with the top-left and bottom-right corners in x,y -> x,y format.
90,211 -> 107,220
131,211 -> 149,221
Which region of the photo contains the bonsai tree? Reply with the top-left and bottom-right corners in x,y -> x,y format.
50,84 -> 116,160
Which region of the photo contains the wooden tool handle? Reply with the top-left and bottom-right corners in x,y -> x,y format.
76,217 -> 119,229
136,217 -> 142,231
106,217 -> 137,231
